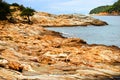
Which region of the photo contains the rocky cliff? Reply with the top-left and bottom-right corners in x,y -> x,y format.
0,21 -> 120,80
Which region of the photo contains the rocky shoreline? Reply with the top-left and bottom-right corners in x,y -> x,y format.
0,21 -> 120,80
90,12 -> 120,16
10,10 -> 108,27
31,12 -> 108,27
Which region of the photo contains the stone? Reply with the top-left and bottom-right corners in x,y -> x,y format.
8,61 -> 23,72
31,12 -> 108,27
0,21 -> 119,80
0,59 -> 8,67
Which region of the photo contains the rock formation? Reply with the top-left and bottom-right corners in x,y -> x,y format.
8,5 -> 108,27
31,12 -> 108,27
0,21 -> 120,80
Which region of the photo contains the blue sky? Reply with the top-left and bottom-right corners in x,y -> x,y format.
5,0 -> 117,14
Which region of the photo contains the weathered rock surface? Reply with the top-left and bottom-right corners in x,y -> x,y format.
31,12 -> 108,27
0,21 -> 120,80
8,6 -> 108,27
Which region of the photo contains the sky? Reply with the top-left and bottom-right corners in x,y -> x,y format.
5,0 -> 117,14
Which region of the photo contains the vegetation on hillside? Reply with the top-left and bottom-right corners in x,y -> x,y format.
89,6 -> 111,14
89,0 -> 120,14
0,0 -> 10,20
0,1 -> 35,22
108,0 -> 120,13
11,3 -> 25,11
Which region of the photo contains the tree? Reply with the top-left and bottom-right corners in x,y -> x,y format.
20,7 -> 35,23
19,5 -> 25,11
11,3 -> 19,6
0,1 -> 10,20
11,3 -> 25,11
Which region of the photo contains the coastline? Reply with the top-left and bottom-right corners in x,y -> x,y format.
0,22 -> 120,80
89,13 -> 120,16
0,1 -> 120,79
31,12 -> 108,27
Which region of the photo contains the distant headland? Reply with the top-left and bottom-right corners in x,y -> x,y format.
89,0 -> 120,16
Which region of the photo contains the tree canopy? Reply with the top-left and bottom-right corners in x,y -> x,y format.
0,1 -> 35,22
108,0 -> 120,12
11,3 -> 19,6
20,7 -> 35,23
89,0 -> 120,14
11,3 -> 25,11
0,1 -> 10,20
89,6 -> 111,14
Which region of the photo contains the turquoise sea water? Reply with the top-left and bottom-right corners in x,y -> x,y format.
46,16 -> 120,47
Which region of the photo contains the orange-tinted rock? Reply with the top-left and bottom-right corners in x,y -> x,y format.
0,21 -> 120,80
96,11 -> 120,16
8,61 -> 23,72
31,12 -> 108,27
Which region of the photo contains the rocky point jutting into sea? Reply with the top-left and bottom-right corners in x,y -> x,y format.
0,19 -> 120,80
10,10 -> 108,27
31,12 -> 108,27
9,5 -> 108,27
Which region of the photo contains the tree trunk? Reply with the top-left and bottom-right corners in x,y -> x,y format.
27,15 -> 30,24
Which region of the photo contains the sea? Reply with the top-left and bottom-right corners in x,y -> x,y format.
46,16 -> 120,47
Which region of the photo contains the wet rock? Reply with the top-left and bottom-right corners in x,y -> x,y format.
91,19 -> 108,26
